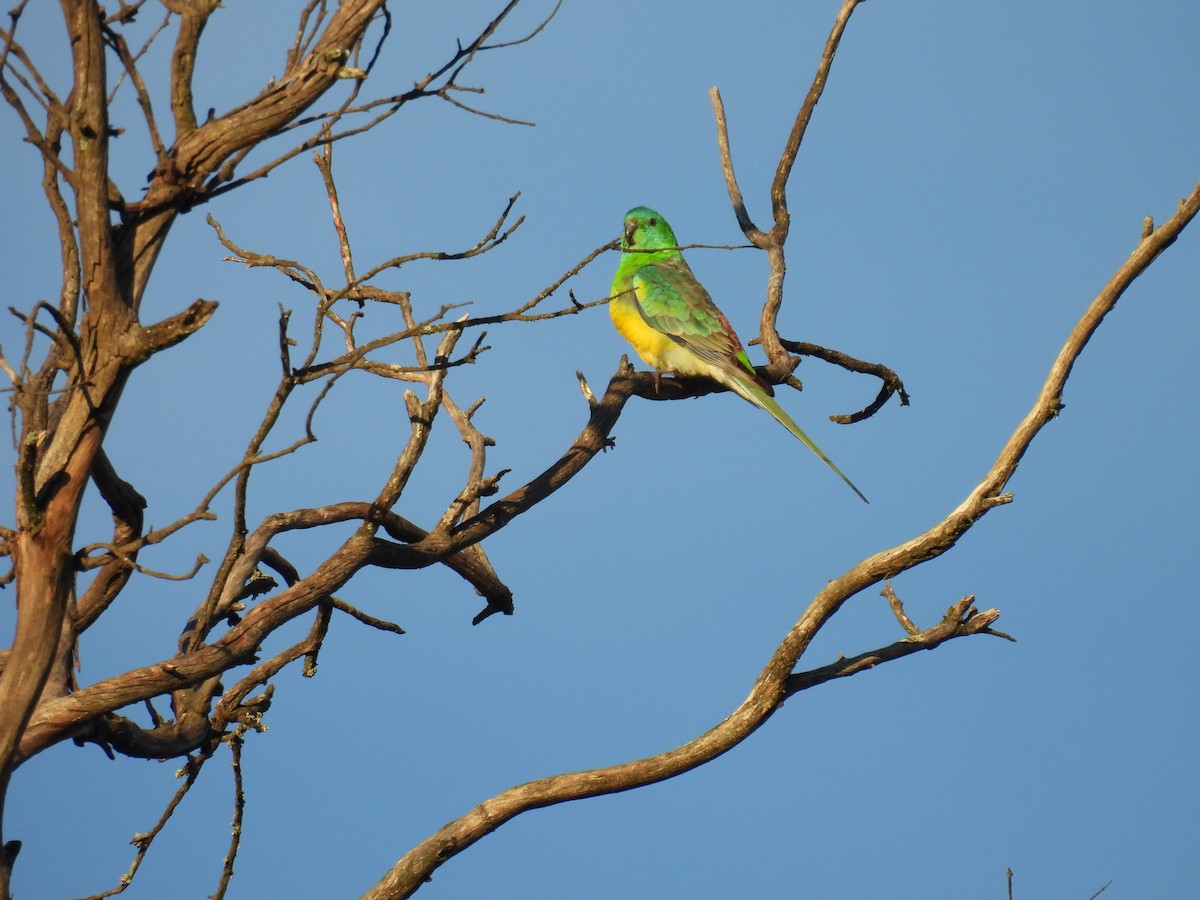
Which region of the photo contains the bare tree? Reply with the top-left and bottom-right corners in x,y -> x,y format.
0,1 -> 1195,898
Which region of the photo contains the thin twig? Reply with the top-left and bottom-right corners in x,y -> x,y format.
75,545 -> 208,582
770,0 -> 864,233
314,140 -> 355,283
881,582 -> 920,635
708,87 -> 767,246
188,0 -> 539,203
75,751 -> 217,899
330,598 -> 405,636
210,731 -> 247,900
482,0 -> 562,50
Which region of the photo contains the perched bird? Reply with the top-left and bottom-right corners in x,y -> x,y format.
610,206 -> 868,503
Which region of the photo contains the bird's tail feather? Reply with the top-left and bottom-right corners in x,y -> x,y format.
729,377 -> 869,504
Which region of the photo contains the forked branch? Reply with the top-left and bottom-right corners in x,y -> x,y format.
709,0 -> 881,397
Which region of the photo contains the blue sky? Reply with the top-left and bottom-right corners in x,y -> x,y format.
2,1 -> 1198,897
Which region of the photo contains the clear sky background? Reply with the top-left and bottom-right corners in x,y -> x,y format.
2,2 -> 1198,898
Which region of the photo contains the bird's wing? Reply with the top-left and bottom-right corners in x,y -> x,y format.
631,258 -> 765,387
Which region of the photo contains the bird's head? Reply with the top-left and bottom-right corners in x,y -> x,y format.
621,206 -> 678,253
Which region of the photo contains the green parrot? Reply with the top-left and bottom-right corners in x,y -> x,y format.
611,205 -> 868,503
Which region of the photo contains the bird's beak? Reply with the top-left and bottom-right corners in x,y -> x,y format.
623,219 -> 637,247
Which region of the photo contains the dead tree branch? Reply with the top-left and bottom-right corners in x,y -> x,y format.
709,0 -> 879,399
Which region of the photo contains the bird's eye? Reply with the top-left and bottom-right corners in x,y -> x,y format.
648,218 -> 657,226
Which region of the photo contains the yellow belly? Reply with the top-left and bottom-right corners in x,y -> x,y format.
610,294 -> 704,375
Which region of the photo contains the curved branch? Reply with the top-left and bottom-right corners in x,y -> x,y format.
781,339 -> 911,423
165,0 -> 215,139
74,449 -> 145,631
79,708 -> 212,761
361,606 -> 999,900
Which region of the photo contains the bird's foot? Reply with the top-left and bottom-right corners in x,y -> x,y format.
652,369 -> 679,395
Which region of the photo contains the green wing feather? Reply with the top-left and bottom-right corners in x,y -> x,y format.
631,258 -> 769,391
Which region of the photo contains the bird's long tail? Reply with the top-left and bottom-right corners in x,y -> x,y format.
728,377 -> 869,503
